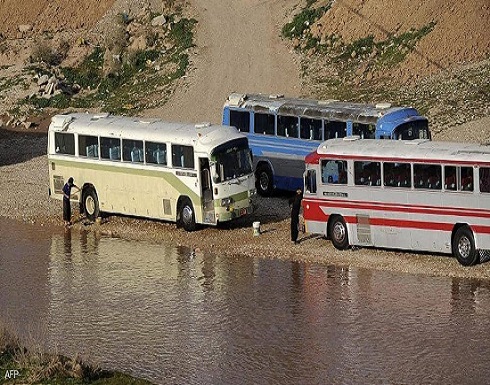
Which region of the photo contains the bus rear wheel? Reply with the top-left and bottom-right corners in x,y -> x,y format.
453,226 -> 479,266
329,216 -> 349,250
83,187 -> 100,222
179,198 -> 197,232
256,164 -> 273,197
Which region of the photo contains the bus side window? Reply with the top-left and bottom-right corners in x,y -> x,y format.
384,162 -> 411,188
146,142 -> 167,165
300,118 -> 322,140
277,115 -> 298,138
305,169 -> 317,194
230,110 -> 250,133
78,135 -> 99,158
355,161 -> 380,186
460,167 -> 473,191
444,166 -> 456,190
122,139 -> 143,163
100,137 -> 120,161
352,123 -> 375,139
172,144 -> 195,169
55,132 -> 75,155
321,160 -> 347,185
254,113 -> 275,135
480,167 -> 490,193
324,121 -> 347,139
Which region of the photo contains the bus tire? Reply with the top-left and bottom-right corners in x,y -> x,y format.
179,198 -> 197,232
329,216 -> 349,250
256,164 -> 273,196
452,226 -> 479,266
83,187 -> 100,222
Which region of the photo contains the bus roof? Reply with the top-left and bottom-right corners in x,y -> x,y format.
49,113 -> 246,151
307,137 -> 490,165
224,93 -> 424,124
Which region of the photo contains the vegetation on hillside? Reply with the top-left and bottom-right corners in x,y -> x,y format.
21,8 -> 196,115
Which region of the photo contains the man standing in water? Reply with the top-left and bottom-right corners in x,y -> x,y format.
289,189 -> 303,244
62,177 -> 79,227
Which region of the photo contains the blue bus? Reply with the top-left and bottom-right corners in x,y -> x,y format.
222,93 -> 430,196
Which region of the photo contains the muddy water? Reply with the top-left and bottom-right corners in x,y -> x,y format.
1,218 -> 490,385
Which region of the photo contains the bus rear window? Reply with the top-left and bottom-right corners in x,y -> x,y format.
254,113 -> 275,135
393,120 -> 430,140
230,110 -> 250,133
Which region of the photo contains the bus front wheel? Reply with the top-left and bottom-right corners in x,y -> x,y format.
179,198 -> 197,232
329,216 -> 349,250
256,164 -> 273,196
83,187 -> 100,222
453,226 -> 479,266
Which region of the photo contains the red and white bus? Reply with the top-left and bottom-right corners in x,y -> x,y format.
302,137 -> 490,266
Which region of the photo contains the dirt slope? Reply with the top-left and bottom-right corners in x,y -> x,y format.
0,0 -> 115,37
145,0 -> 302,123
314,0 -> 490,79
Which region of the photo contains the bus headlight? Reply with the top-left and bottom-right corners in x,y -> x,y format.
221,197 -> 232,207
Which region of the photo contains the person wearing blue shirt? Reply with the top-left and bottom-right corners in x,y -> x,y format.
62,177 -> 79,227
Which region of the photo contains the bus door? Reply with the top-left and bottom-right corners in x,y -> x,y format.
200,158 -> 216,224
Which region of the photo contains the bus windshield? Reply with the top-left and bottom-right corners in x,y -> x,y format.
394,119 -> 430,140
212,139 -> 253,182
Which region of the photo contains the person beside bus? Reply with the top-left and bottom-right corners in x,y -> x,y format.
63,177 -> 79,227
289,189 -> 303,244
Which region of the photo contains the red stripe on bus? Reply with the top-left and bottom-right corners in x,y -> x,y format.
305,153 -> 490,167
303,198 -> 490,219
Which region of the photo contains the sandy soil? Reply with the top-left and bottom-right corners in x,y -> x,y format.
0,0 -> 489,279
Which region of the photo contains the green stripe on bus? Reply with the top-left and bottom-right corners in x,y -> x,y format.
52,158 -> 200,202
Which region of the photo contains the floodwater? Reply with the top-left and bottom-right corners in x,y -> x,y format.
1,218 -> 490,385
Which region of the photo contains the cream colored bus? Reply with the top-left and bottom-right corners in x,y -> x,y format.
48,113 -> 256,231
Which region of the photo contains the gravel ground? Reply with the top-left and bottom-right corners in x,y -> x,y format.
1,119 -> 490,280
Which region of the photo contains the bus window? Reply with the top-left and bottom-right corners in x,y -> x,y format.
321,160 -> 347,184
78,135 -> 99,158
353,123 -> 375,139
324,121 -> 347,139
123,139 -> 143,163
383,162 -> 411,188
55,132 -> 75,155
230,110 -> 250,133
460,167 -> 473,191
414,164 -> 441,189
172,144 -> 194,169
480,167 -> 490,193
100,137 -> 121,160
277,115 -> 298,138
305,169 -> 317,193
444,166 -> 457,190
300,118 -> 322,140
254,113 -> 275,135
146,142 -> 167,165
393,120 -> 430,140
354,161 -> 381,186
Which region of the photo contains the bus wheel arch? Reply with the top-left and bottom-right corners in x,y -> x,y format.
452,224 -> 479,266
82,185 -> 100,222
328,215 -> 349,250
177,196 -> 197,232
255,162 -> 274,197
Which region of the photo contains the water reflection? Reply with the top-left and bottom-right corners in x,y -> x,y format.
1,221 -> 490,385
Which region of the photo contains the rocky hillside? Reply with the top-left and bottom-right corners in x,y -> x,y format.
0,0 -> 488,135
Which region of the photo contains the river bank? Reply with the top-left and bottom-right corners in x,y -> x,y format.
1,119 -> 490,280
